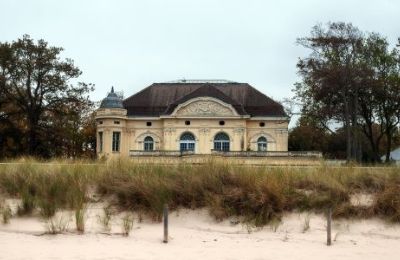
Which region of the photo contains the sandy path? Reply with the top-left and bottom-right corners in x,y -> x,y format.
1,206 -> 400,260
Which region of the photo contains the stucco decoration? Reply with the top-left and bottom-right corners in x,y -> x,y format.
275,129 -> 289,134
249,132 -> 276,144
135,132 -> 162,149
249,132 -> 276,151
172,97 -> 239,117
199,128 -> 210,135
210,131 -> 233,143
164,128 -> 176,135
233,128 -> 245,135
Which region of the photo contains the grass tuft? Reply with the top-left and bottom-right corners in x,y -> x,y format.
1,203 -> 12,224
45,213 -> 70,234
98,206 -> 113,232
122,213 -> 134,236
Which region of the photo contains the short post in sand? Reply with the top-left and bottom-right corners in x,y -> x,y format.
163,204 -> 169,243
327,207 -> 332,246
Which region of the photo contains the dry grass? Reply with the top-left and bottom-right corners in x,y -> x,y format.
0,158 -> 399,227
45,213 -> 70,234
98,206 -> 113,233
0,202 -> 12,224
121,213 -> 134,236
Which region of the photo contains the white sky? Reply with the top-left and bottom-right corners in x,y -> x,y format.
1,0 -> 399,113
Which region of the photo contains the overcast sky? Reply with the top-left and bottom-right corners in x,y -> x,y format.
1,0 -> 399,106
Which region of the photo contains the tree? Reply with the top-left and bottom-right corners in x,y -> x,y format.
289,117 -> 329,152
0,35 -> 93,157
359,34 -> 400,162
295,22 -> 364,162
295,22 -> 400,163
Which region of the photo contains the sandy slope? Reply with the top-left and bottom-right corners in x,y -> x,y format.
0,203 -> 399,260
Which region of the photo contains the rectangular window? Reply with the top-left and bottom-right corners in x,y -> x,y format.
112,132 -> 121,152
144,142 -> 153,151
98,132 -> 103,152
180,143 -> 195,151
222,142 -> 230,151
258,143 -> 267,151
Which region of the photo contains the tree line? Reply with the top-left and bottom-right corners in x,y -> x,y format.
292,22 -> 400,163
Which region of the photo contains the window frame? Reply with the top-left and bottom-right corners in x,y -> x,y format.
257,136 -> 267,151
112,131 -> 121,152
179,132 -> 196,152
143,136 -> 154,151
214,132 -> 230,152
98,132 -> 103,153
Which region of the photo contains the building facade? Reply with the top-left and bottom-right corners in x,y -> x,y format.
96,80 -> 289,158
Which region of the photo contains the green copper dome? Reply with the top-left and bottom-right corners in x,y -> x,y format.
100,87 -> 124,109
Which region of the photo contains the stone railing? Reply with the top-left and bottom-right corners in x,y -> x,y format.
210,150 -> 323,158
129,150 -> 322,158
129,150 -> 195,157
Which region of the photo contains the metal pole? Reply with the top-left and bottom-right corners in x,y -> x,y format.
163,204 -> 168,243
327,207 -> 332,246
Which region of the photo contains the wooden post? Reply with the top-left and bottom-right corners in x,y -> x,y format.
327,207 -> 332,246
163,204 -> 168,243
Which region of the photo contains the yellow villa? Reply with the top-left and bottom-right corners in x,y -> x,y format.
96,80 -> 290,158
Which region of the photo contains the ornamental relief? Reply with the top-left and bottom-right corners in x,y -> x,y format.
199,128 -> 210,135
164,128 -> 176,136
175,100 -> 235,117
233,128 -> 245,135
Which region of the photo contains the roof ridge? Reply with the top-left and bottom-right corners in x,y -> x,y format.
162,79 -> 237,84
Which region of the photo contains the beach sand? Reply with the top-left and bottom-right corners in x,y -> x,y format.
1,202 -> 399,260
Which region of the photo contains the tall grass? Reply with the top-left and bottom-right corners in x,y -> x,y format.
0,159 -> 399,226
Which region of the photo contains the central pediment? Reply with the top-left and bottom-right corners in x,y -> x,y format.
170,97 -> 239,117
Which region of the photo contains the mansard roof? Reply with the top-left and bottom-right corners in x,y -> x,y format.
122,81 -> 286,117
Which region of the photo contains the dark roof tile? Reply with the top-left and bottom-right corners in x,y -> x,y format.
122,82 -> 286,117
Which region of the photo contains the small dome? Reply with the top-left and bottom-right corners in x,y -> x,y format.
100,87 -> 124,109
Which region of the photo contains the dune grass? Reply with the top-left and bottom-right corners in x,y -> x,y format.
0,158 -> 399,227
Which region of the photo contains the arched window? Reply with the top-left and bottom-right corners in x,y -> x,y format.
180,132 -> 195,152
144,136 -> 154,151
214,132 -> 230,151
257,136 -> 267,151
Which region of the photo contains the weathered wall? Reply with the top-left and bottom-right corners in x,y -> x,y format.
128,155 -> 322,166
